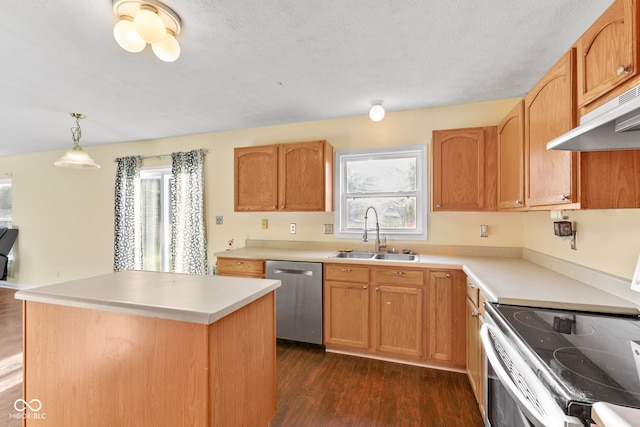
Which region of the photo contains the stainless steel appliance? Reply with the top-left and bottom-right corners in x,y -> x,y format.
481,302 -> 640,427
266,260 -> 323,346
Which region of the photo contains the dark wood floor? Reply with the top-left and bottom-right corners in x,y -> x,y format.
0,287 -> 22,427
273,341 -> 483,427
0,289 -> 483,426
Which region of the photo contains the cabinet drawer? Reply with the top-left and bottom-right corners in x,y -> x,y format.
325,264 -> 369,283
217,258 -> 265,277
467,278 -> 480,307
372,268 -> 424,286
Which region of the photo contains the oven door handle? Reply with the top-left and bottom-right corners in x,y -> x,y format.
480,322 -> 568,427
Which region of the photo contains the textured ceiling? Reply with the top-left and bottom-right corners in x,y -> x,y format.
0,0 -> 614,156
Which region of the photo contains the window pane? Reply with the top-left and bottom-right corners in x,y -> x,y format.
0,180 -> 12,228
346,157 -> 416,193
346,197 -> 417,230
141,178 -> 161,271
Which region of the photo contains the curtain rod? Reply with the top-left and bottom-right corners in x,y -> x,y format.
113,149 -> 209,162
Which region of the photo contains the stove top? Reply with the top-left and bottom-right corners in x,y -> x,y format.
487,303 -> 640,419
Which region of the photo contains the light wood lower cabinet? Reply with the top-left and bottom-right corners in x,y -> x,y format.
466,279 -> 485,418
324,263 -> 464,367
217,257 -> 265,278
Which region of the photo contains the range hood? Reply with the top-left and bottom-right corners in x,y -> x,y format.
547,83 -> 640,151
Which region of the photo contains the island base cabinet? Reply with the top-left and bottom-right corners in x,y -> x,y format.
22,293 -> 276,427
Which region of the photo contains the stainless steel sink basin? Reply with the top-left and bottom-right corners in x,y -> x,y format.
329,251 -> 419,262
373,253 -> 419,261
330,251 -> 375,259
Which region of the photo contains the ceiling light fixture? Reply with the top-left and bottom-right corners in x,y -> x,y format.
54,113 -> 100,169
369,100 -> 385,122
112,0 -> 182,62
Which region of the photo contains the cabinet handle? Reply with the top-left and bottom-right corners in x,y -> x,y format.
375,287 -> 380,291
393,271 -> 405,275
446,273 -> 451,278
617,64 -> 632,75
235,261 -> 244,265
515,200 -> 522,205
341,268 -> 352,272
436,204 -> 441,208
362,285 -> 368,290
467,282 -> 476,288
561,194 -> 571,201
471,311 -> 479,318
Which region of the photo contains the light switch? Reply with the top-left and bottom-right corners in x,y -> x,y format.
261,219 -> 268,229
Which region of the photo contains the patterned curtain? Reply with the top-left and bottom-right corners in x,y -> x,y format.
170,149 -> 208,274
113,156 -> 143,271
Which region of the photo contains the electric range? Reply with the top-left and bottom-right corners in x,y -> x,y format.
484,302 -> 640,424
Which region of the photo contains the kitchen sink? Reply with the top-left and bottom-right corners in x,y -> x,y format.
329,251 -> 419,262
331,251 -> 376,259
373,253 -> 419,261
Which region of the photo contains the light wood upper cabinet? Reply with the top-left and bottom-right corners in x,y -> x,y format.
427,269 -> 466,368
524,49 -> 580,209
432,127 -> 497,211
497,100 -> 525,210
577,0 -> 638,108
234,140 -> 333,212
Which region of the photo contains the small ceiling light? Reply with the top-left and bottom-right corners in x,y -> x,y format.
54,113 -> 100,169
113,0 -> 182,62
369,100 -> 385,122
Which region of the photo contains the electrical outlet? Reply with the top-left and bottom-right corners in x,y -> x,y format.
215,216 -> 223,225
261,219 -> 268,230
290,223 -> 296,234
631,255 -> 640,293
323,224 -> 333,234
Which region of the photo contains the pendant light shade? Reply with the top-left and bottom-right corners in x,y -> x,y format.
113,0 -> 182,61
54,113 -> 100,169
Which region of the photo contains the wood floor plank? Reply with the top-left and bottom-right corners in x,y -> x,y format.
273,342 -> 484,426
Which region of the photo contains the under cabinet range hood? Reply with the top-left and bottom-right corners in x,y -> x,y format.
547,83 -> 640,151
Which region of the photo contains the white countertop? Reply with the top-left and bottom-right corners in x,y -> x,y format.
215,246 -> 640,315
14,270 -> 281,324
592,402 -> 640,427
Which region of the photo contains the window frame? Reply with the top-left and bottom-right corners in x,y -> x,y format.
333,144 -> 428,240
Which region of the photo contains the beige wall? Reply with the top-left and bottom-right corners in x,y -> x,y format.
1,97 -> 638,286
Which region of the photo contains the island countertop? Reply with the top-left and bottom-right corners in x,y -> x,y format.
15,270 -> 281,324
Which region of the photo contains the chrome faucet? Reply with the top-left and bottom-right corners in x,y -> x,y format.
363,206 -> 387,252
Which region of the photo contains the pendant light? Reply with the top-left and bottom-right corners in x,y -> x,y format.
113,0 -> 182,62
369,100 -> 385,122
54,113 -> 100,169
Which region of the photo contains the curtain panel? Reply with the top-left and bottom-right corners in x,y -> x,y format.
170,149 -> 208,275
113,156 -> 142,271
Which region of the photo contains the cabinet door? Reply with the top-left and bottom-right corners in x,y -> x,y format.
324,281 -> 369,348
427,270 -> 466,367
432,127 -> 497,211
577,0 -> 637,107
525,50 -> 579,208
466,298 -> 483,410
279,140 -> 333,212
234,145 -> 278,211
373,285 -> 423,357
497,100 -> 525,210
581,151 -> 640,208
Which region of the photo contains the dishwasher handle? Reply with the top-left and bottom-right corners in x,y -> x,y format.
272,268 -> 314,276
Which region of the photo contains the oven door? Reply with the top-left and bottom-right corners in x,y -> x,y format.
480,322 -> 582,427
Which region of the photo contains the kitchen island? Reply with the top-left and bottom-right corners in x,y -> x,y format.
14,270 -> 280,427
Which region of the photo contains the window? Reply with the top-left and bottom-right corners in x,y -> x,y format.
140,166 -> 172,272
0,179 -> 11,228
334,145 -> 427,240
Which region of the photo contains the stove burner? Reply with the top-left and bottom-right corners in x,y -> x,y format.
552,347 -> 640,396
513,311 -> 595,336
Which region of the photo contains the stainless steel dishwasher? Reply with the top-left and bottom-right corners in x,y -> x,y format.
266,260 -> 323,346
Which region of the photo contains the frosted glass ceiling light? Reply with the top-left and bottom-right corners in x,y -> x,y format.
369,100 -> 385,122
54,113 -> 100,169
113,0 -> 182,61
